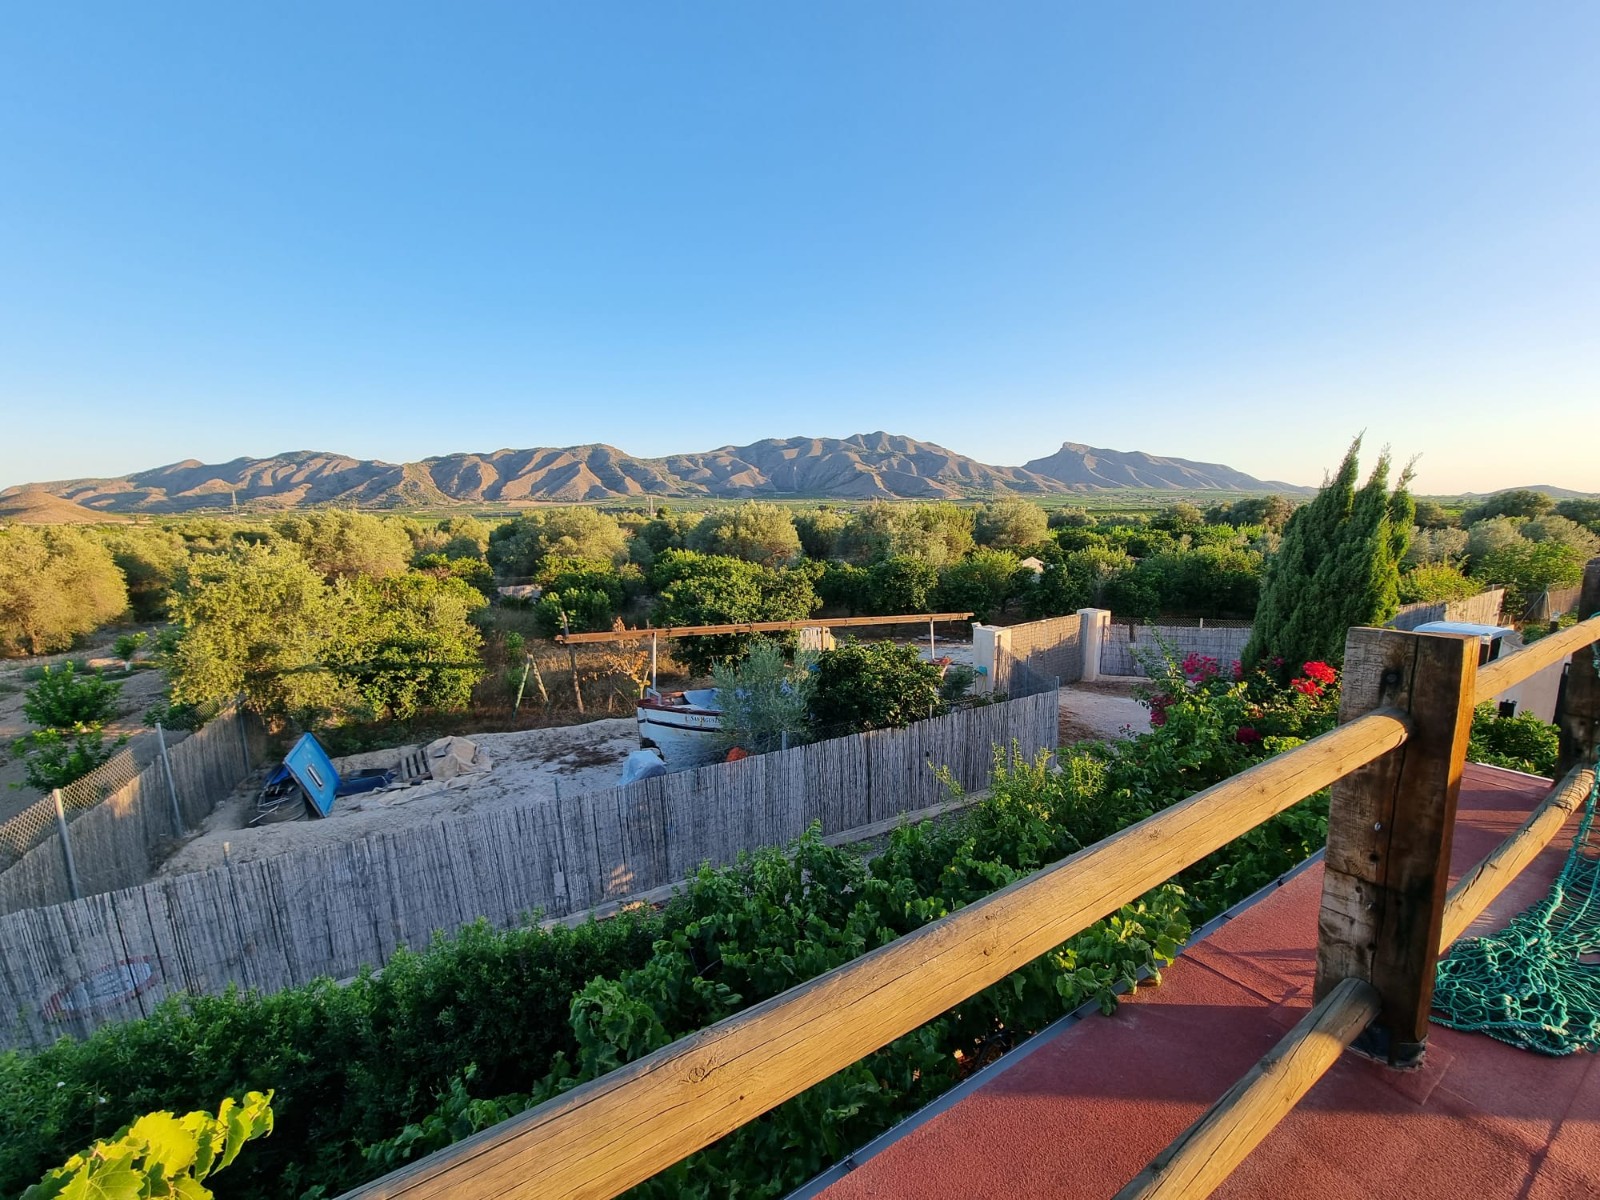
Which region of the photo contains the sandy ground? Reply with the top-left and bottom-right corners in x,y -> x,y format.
144,634 -> 1133,878
0,638 -> 178,824
1057,678 -> 1151,744
157,718 -> 642,873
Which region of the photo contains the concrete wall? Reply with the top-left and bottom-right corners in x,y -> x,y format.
1099,623 -> 1254,678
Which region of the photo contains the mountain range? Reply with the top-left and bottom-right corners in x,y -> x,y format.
3,434 -> 1312,514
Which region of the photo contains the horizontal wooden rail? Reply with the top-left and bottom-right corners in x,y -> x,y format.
555,613 -> 975,644
1473,613 -> 1600,704
1438,763 -> 1595,949
347,710 -> 1408,1200
1114,977 -> 1382,1200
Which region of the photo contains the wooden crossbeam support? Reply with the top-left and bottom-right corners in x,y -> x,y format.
1315,627 -> 1477,1066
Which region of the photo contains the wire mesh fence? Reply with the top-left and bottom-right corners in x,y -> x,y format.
0,704 -> 263,915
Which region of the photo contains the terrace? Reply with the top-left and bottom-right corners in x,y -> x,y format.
348,561 -> 1600,1200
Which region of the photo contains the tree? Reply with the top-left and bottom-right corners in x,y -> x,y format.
273,510 -> 413,581
649,550 -> 819,675
332,574 -> 486,719
933,549 -> 1023,622
793,508 -> 848,559
1404,526 -> 1468,567
972,500 -> 1049,550
1243,439 -> 1413,669
834,503 -> 973,567
1411,498 -> 1454,529
687,502 -> 802,566
1150,502 -> 1205,534
0,527 -> 128,655
862,556 -> 939,615
1521,514 -> 1600,558
1226,494 -> 1296,531
1398,563 -> 1483,604
487,509 -> 628,579
169,544 -> 356,723
1465,516 -> 1527,562
531,559 -> 627,638
1459,488 -> 1553,525
95,527 -> 189,620
1472,541 -> 1586,611
1553,498 -> 1600,536
809,639 -> 945,735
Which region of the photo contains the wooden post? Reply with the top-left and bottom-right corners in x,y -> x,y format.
1315,627 -> 1477,1066
563,613 -> 585,714
1555,559 -> 1600,778
51,789 -> 81,901
156,721 -> 184,835
650,631 -> 658,692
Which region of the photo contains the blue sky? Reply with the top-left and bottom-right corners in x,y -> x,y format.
2,3 -> 1596,495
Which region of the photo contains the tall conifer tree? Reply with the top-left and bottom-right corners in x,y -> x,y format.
1244,439 -> 1413,669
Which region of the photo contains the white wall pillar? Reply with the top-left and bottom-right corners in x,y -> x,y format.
972,624 -> 1011,693
1079,608 -> 1110,683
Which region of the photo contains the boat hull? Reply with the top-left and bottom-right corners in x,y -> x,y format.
637,689 -> 724,769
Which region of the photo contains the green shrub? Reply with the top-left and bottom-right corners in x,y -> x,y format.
1467,704 -> 1559,776
9,727 -> 124,791
810,639 -> 945,734
21,662 -> 122,732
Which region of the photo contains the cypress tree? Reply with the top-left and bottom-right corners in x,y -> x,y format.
1244,438 -> 1414,670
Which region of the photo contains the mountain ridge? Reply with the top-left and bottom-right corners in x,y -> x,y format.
3,434 -> 1313,513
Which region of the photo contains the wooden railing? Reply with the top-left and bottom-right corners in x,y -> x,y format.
346,561 -> 1600,1200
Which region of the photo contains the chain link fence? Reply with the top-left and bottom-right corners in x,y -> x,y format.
0,705 -> 263,915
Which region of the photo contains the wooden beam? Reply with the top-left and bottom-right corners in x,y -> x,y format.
556,613 -> 975,644
346,711 -> 1407,1200
1315,628 -> 1476,1065
1554,560 -> 1600,777
1439,764 -> 1594,949
1114,977 -> 1381,1200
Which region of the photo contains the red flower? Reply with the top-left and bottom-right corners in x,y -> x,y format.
1234,726 -> 1262,744
1291,678 -> 1323,697
1230,660 -> 1244,680
1302,661 -> 1337,685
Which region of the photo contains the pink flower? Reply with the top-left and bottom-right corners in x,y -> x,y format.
1230,660 -> 1244,680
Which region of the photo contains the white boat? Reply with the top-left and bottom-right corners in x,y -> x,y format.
636,688 -> 724,769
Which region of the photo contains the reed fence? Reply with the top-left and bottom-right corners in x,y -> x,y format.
0,685 -> 1058,1050
0,705 -> 267,916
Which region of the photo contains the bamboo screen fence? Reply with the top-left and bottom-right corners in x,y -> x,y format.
0,687 -> 1058,1050
0,706 -> 269,916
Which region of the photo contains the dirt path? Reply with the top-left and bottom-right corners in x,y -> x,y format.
1057,678 -> 1150,745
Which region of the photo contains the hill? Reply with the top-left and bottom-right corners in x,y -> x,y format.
0,487 -> 129,524
1022,442 -> 1310,493
12,433 -> 1304,513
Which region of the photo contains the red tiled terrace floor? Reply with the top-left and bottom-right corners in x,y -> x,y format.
816,764 -> 1598,1200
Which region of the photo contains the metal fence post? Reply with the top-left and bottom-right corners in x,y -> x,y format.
51,789 -> 81,901
156,721 -> 184,835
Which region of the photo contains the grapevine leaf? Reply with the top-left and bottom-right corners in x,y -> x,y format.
127,1112 -> 199,1178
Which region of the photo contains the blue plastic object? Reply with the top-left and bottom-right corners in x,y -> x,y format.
282,734 -> 342,818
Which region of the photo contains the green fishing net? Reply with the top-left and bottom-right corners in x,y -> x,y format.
1430,638 -> 1600,1056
